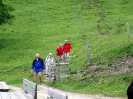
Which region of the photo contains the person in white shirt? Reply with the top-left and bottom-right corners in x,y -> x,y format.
44,53 -> 55,76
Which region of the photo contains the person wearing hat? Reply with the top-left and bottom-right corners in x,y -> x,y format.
44,53 -> 55,77
56,43 -> 64,63
63,40 -> 72,61
31,53 -> 45,85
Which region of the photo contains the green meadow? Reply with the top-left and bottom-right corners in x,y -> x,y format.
1,0 -> 133,97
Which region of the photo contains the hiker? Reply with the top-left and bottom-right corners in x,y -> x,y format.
127,80 -> 133,99
63,40 -> 72,61
31,53 -> 45,85
56,43 -> 64,63
44,53 -> 55,77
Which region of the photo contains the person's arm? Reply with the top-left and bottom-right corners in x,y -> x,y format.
70,45 -> 72,49
31,60 -> 35,72
43,61 -> 46,71
31,65 -> 34,70
63,46 -> 66,52
51,57 -> 54,65
56,48 -> 59,55
44,56 -> 48,63
41,59 -> 45,70
69,43 -> 72,49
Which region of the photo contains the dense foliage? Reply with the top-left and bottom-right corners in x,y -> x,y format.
0,0 -> 14,25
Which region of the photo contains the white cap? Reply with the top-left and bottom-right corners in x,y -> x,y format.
49,53 -> 52,55
65,40 -> 68,42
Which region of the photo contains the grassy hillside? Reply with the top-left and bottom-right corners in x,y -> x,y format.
1,0 -> 133,97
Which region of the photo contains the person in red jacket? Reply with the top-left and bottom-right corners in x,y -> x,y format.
56,43 -> 64,63
63,40 -> 72,61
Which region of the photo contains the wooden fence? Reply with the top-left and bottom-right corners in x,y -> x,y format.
48,63 -> 70,82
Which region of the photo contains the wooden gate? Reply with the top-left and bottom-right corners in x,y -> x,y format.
56,63 -> 70,82
48,63 -> 70,82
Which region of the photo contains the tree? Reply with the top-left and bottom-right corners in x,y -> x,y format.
0,0 -> 14,25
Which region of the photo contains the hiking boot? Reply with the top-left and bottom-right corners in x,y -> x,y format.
53,77 -> 56,81
40,81 -> 42,85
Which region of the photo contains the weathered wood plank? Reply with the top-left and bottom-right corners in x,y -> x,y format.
56,68 -> 69,72
47,96 -> 53,99
14,92 -> 28,99
23,78 -> 36,90
0,94 -> 2,99
0,92 -> 10,99
47,88 -> 68,99
0,92 -> 32,99
59,75 -> 70,78
56,75 -> 70,78
23,78 -> 37,99
23,85 -> 35,97
55,63 -> 69,65
0,82 -> 9,92
21,92 -> 33,99
0,84 -> 3,90
0,82 -> 9,89
7,92 -> 19,99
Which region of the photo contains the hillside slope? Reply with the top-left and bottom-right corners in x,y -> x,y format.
0,0 -> 133,97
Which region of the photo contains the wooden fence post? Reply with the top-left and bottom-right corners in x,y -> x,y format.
48,60 -> 56,82
49,66 -> 52,82
66,63 -> 69,81
49,60 -> 52,82
88,45 -> 90,63
57,62 -> 60,82
126,22 -> 130,42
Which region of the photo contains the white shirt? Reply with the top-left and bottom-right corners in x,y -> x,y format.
45,56 -> 55,66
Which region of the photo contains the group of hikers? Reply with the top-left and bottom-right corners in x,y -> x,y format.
30,39 -> 133,99
31,40 -> 72,84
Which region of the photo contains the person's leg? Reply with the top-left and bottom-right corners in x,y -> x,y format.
48,65 -> 50,76
58,56 -> 63,63
65,52 -> 69,62
57,56 -> 60,63
64,53 -> 67,62
38,72 -> 42,85
61,55 -> 64,63
66,52 -> 70,60
64,52 -> 67,59
46,65 -> 48,75
34,72 -> 38,83
60,56 -> 62,62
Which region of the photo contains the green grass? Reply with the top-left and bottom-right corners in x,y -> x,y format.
1,0 -> 133,97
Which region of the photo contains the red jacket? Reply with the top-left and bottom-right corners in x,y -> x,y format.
56,47 -> 64,56
63,43 -> 72,53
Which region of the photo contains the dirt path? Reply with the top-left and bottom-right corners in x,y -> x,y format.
9,84 -> 126,99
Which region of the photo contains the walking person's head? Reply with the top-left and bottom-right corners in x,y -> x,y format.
59,43 -> 62,47
49,53 -> 53,57
65,40 -> 68,44
65,40 -> 68,43
35,53 -> 40,59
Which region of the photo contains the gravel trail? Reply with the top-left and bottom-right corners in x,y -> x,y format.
9,85 -> 126,99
